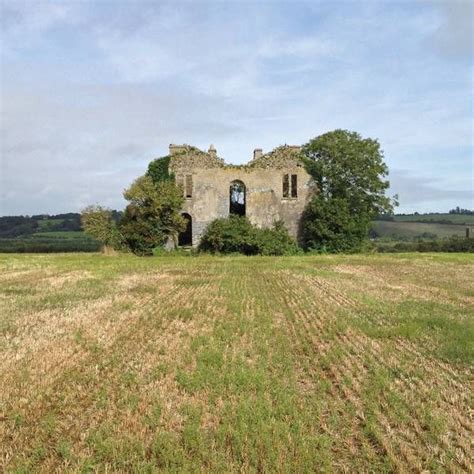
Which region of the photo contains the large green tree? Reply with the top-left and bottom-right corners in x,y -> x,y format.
119,175 -> 185,255
301,129 -> 394,252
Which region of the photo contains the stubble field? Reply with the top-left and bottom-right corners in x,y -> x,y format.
0,253 -> 472,472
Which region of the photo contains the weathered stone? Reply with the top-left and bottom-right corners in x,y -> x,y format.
168,144 -> 316,246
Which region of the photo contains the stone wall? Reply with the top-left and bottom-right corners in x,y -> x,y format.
169,144 -> 316,246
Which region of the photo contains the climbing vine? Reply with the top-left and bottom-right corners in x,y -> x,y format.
146,155 -> 174,184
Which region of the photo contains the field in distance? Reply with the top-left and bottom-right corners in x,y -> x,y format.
1,253 -> 472,472
393,213 -> 474,225
371,220 -> 470,239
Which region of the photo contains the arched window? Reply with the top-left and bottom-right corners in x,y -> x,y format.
229,180 -> 246,216
178,213 -> 192,246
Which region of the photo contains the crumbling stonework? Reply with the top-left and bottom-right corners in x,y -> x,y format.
168,143 -> 316,246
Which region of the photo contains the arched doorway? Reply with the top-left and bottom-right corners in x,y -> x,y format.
178,213 -> 192,246
229,180 -> 246,216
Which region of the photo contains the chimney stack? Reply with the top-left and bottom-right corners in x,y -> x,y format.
208,144 -> 216,157
253,148 -> 263,160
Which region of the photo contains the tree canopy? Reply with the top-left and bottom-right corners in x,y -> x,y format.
119,175 -> 185,255
301,129 -> 394,252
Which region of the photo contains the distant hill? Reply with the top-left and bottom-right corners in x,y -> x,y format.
0,213 -> 100,253
372,213 -> 474,241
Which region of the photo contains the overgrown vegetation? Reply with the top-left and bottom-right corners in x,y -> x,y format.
198,216 -> 299,255
119,175 -> 185,255
301,129 -> 395,252
147,155 -> 173,183
1,253 -> 472,471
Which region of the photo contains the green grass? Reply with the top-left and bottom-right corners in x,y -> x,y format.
32,231 -> 90,238
0,253 -> 472,472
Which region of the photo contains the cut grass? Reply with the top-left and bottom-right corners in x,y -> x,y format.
0,253 -> 472,472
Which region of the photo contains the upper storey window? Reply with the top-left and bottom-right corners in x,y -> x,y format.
282,174 -> 297,198
185,175 -> 193,198
176,175 -> 193,198
282,174 -> 289,198
291,174 -> 298,198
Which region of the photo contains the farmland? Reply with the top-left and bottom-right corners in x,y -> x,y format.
0,253 -> 472,472
394,214 -> 474,225
371,220 -> 469,239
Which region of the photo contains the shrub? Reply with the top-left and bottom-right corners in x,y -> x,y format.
198,216 -> 298,255
256,221 -> 300,256
81,205 -> 123,251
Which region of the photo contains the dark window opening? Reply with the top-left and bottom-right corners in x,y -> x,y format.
291,174 -> 298,198
282,174 -> 289,198
185,175 -> 193,198
178,213 -> 192,246
229,180 -> 246,216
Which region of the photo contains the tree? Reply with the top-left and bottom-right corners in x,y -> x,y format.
81,205 -> 122,251
119,175 -> 185,255
301,129 -> 394,252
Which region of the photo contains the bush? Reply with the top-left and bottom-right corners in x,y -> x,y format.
198,216 -> 298,255
81,205 -> 123,251
256,221 -> 300,256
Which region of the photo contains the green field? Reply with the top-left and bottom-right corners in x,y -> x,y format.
0,231 -> 100,253
33,231 -> 91,239
394,214 -> 474,225
372,220 -> 471,239
1,253 -> 472,472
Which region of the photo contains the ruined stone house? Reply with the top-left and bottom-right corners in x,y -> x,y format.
167,143 -> 316,247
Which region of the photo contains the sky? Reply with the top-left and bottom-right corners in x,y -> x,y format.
0,0 -> 472,215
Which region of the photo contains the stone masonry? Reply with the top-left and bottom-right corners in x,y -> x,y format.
167,143 -> 317,246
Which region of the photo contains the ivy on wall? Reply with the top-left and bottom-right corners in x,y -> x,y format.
146,155 -> 174,184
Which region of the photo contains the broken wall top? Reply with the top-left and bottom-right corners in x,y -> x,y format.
247,145 -> 305,169
169,145 -> 225,172
169,144 -> 305,172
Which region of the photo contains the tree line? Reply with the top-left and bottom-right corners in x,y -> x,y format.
0,214 -> 85,238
